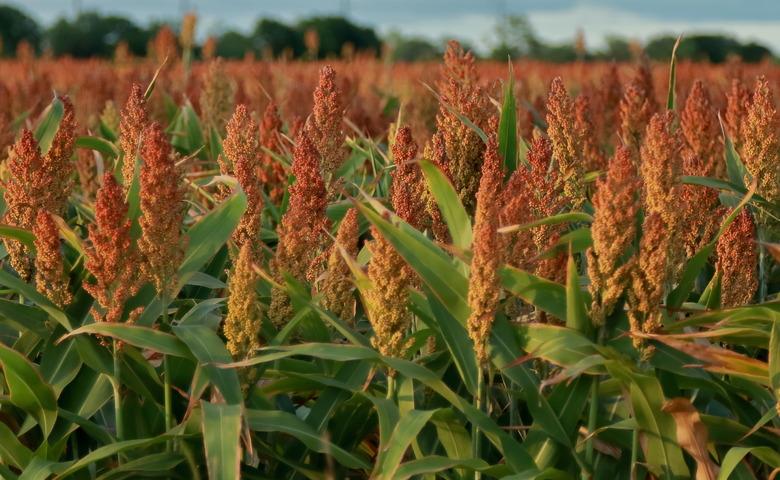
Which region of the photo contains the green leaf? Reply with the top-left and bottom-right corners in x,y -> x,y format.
173,324 -> 243,404
499,64 -> 518,174
498,212 -> 592,234
606,362 -> 689,478
0,270 -> 72,330
769,321 -> 780,406
95,453 -> 184,480
423,290 -> 479,395
374,410 -> 437,480
62,323 -> 191,358
719,115 -> 748,189
430,409 -> 472,461
202,401 -> 242,480
75,135 -> 119,158
0,421 -> 32,469
357,201 -> 470,322
419,159 -> 471,251
501,266 -> 566,320
34,96 -> 64,155
394,457 -> 492,480
246,409 -> 371,470
565,249 -> 589,333
718,446 -> 780,480
668,182 -> 755,308
178,191 -> 247,289
0,224 -> 35,250
0,343 -> 58,438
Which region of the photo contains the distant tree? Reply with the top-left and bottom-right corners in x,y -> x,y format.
738,42 -> 772,63
645,33 -> 772,63
0,5 -> 41,56
489,15 -> 542,60
252,18 -> 304,58
385,32 -> 440,61
296,16 -> 380,58
599,36 -> 633,61
216,31 -> 253,59
46,12 -> 149,57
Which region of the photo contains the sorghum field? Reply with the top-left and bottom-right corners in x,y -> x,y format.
0,33 -> 778,480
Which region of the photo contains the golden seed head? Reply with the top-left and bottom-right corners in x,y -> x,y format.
436,40 -> 491,211
33,210 -> 71,308
366,225 -> 413,359
119,83 -> 149,190
467,133 -> 504,365
224,242 -> 263,360
619,61 -> 658,153
640,111 -> 683,230
179,12 -> 197,49
546,77 -> 585,208
574,94 -> 606,172
200,59 -> 236,134
390,126 -> 426,231
724,77 -> 751,155
741,76 -> 780,206
321,208 -> 360,321
628,213 -> 671,354
588,146 -> 641,325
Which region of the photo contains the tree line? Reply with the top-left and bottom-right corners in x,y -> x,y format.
0,4 -> 774,63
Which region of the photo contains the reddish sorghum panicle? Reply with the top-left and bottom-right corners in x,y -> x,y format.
619,60 -> 658,153
422,131 -> 451,243
716,209 -> 758,307
575,94 -> 606,172
224,242 -> 263,361
85,173 -> 140,323
724,78 -> 751,156
680,80 -> 723,256
3,130 -> 45,279
119,83 -> 149,191
200,59 -> 236,134
43,96 -> 76,213
306,65 -> 347,179
258,101 -> 286,203
269,132 -> 329,327
741,77 -> 780,208
436,40 -> 491,211
640,111 -> 683,231
138,122 -> 186,296
320,208 -> 360,321
501,133 -> 566,280
4,97 -> 76,280
628,213 -> 670,356
220,104 -> 263,252
587,147 -> 641,326
390,126 -> 426,231
33,210 -> 71,308
547,77 -> 585,208
467,133 -> 504,365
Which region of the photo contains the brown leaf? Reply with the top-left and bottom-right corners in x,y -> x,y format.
662,398 -> 719,480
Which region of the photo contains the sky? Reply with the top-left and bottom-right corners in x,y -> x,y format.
9,0 -> 780,53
